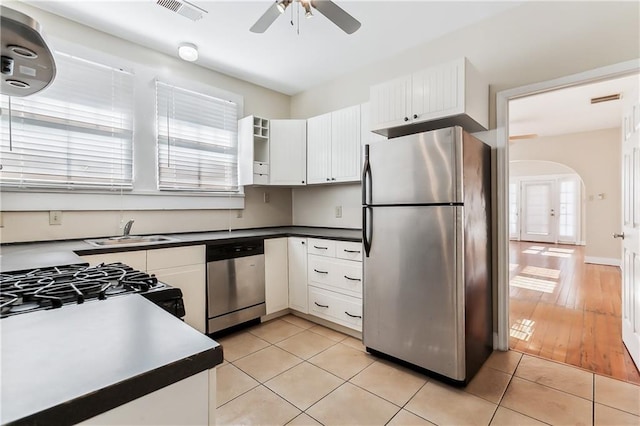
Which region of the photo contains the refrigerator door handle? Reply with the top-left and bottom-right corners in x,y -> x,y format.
362,144 -> 371,205
363,206 -> 372,257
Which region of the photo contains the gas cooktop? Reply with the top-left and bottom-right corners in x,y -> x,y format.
0,262 -> 183,319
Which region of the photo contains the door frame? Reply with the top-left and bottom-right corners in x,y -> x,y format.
495,59 -> 640,350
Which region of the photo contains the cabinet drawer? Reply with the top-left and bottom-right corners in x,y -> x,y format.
308,286 -> 362,331
335,241 -> 363,262
307,238 -> 336,257
147,245 -> 205,270
253,162 -> 269,174
308,255 -> 361,298
253,173 -> 269,185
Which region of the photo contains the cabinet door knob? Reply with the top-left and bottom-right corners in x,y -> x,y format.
331,177 -> 336,181
404,117 -> 409,122
413,114 -> 418,119
326,178 -> 330,181
302,180 -> 305,184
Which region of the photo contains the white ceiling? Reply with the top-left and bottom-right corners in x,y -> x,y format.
25,0 -> 519,95
509,74 -> 640,138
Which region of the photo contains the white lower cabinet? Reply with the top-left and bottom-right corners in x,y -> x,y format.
147,246 -> 206,334
308,286 -> 362,331
82,245 -> 207,334
149,263 -> 206,334
288,237 -> 308,313
80,369 -> 212,425
264,238 -> 289,314
306,238 -> 363,331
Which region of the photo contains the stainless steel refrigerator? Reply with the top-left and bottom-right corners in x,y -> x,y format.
362,126 -> 492,384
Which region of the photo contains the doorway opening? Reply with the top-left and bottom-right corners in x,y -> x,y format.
496,61 -> 640,384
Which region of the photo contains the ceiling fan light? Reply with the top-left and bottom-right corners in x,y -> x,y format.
303,2 -> 313,18
178,43 -> 198,62
276,0 -> 288,14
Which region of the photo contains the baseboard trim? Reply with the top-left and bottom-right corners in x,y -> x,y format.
584,256 -> 621,267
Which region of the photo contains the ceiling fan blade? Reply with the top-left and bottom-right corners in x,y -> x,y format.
311,0 -> 361,34
250,2 -> 281,33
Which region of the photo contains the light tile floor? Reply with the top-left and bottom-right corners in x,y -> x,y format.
216,315 -> 640,425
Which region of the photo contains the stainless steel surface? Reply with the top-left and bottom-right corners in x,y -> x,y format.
207,241 -> 265,333
84,235 -> 179,247
613,232 -> 625,239
363,126 -> 492,383
363,205 -> 465,379
207,303 -> 266,334
366,127 -> 462,205
1,6 -> 56,97
123,219 -> 135,236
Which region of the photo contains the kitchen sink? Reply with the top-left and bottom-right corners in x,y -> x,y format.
85,235 -> 179,247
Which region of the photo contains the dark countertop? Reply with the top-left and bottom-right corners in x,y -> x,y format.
0,226 -> 362,269
1,295 -> 223,426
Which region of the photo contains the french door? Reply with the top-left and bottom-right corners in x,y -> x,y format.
520,181 -> 556,243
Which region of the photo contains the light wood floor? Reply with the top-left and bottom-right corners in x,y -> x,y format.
509,241 -> 640,384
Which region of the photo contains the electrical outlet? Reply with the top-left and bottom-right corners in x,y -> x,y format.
49,210 -> 62,225
335,205 -> 342,218
263,192 -> 270,203
236,210 -> 243,219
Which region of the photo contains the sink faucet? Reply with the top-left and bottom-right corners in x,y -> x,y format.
123,219 -> 135,237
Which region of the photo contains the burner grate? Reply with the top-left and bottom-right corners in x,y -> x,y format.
0,263 -> 160,318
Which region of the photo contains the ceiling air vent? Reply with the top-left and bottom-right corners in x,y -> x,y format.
590,93 -> 621,104
156,0 -> 207,21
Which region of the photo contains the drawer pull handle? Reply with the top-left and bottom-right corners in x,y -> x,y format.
343,249 -> 361,253
313,246 -> 328,250
344,275 -> 361,281
344,311 -> 362,319
314,269 -> 328,274
315,302 -> 329,308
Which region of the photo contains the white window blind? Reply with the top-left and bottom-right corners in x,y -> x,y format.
0,52 -> 134,189
156,81 -> 239,192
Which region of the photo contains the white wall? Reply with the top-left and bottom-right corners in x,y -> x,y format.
290,2 -> 639,125
509,128 -> 622,261
1,2 -> 293,243
0,186 -> 292,243
289,1 -> 638,231
292,184 -> 361,229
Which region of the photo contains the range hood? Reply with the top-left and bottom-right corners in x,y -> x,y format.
1,6 -> 56,97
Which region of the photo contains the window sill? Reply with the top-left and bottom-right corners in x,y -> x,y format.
0,190 -> 245,211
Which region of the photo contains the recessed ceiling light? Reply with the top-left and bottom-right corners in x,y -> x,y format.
178,43 -> 198,62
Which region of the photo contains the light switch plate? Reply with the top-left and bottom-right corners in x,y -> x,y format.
335,206 -> 342,218
49,210 -> 62,225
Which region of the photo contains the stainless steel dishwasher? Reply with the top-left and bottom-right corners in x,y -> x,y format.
206,239 -> 265,334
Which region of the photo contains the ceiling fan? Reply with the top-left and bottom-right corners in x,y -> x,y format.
250,0 -> 361,34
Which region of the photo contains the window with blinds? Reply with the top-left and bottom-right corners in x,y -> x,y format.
156,81 -> 239,192
0,52 -> 134,190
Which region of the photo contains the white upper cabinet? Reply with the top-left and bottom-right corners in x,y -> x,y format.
307,112 -> 332,184
307,105 -> 361,184
270,119 -> 307,186
238,115 -> 270,186
331,105 -> 361,182
370,58 -> 488,136
369,75 -> 412,131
